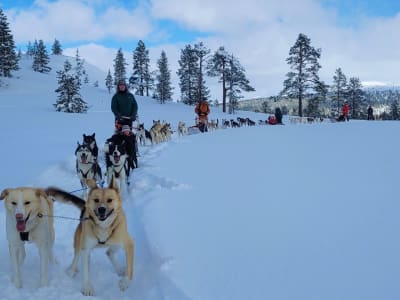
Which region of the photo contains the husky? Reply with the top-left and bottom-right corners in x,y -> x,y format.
75,142 -> 102,198
136,123 -> 147,146
82,133 -> 99,161
46,177 -> 134,296
0,187 -> 55,288
177,121 -> 188,136
104,135 -> 131,193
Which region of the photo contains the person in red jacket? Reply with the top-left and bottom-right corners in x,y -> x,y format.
342,101 -> 350,121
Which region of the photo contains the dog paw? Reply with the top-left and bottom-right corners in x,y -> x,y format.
40,277 -> 48,287
66,266 -> 78,278
116,267 -> 126,277
12,277 -> 22,288
119,276 -> 130,291
81,284 -> 95,296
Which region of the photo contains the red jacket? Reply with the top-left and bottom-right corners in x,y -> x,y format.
342,103 -> 349,116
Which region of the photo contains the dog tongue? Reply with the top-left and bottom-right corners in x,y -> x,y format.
16,220 -> 26,232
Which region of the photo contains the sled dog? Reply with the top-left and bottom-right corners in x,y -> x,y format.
136,123 -> 147,146
103,136 -> 130,192
0,187 -> 55,288
46,177 -> 134,296
75,142 -> 102,198
177,121 -> 188,136
82,133 -> 99,161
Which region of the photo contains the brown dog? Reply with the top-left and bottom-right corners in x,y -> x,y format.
46,177 -> 134,296
0,187 -> 55,288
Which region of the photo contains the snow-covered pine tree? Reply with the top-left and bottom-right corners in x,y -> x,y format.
390,100 -> 399,120
330,68 -> 347,116
131,40 -> 152,96
54,60 -> 88,113
113,48 -> 127,84
306,81 -> 328,117
32,39 -> 51,73
51,39 -> 62,55
26,41 -> 34,57
105,69 -> 113,93
74,49 -> 85,88
207,46 -> 230,112
154,50 -> 173,103
281,33 -> 323,117
347,77 -> 365,119
32,39 -> 39,57
225,54 -> 254,114
177,44 -> 199,105
194,42 -> 210,103
0,8 -> 19,77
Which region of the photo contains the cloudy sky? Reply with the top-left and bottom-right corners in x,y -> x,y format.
2,0 -> 400,99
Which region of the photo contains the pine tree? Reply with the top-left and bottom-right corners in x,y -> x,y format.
51,39 -> 62,55
0,8 -> 19,77
331,68 -> 347,116
347,77 -> 365,119
131,40 -> 152,96
105,69 -> 113,93
225,54 -> 255,114
280,33 -> 323,117
194,42 -> 210,103
154,50 -> 173,103
390,100 -> 399,120
113,48 -> 127,84
306,81 -> 328,117
26,41 -> 34,57
74,49 -> 85,88
177,44 -> 199,105
54,60 -> 88,113
261,101 -> 271,113
32,39 -> 39,56
207,46 -> 230,112
32,39 -> 51,73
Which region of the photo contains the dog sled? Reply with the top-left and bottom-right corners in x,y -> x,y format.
188,125 -> 202,135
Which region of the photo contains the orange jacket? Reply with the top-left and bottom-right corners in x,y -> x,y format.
195,101 -> 210,122
342,103 -> 349,115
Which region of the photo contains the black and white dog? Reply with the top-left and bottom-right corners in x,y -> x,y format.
75,142 -> 102,198
82,133 -> 99,162
104,134 -> 132,193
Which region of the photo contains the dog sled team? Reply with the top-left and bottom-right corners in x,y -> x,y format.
0,79 -> 363,296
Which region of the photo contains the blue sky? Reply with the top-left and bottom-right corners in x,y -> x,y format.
1,0 -> 400,98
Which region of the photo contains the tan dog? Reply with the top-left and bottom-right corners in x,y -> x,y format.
46,177 -> 134,296
0,187 -> 55,288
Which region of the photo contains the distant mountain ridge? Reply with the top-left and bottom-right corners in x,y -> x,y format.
239,84 -> 400,114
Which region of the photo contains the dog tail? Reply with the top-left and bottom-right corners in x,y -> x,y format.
46,187 -> 85,210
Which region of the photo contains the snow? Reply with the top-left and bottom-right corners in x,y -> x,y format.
0,55 -> 399,300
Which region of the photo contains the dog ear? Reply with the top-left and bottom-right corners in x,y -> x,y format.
92,133 -> 95,137
86,179 -> 98,189
109,175 -> 120,192
35,188 -> 48,199
0,188 -> 9,200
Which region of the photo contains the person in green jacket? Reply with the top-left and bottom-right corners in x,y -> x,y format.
111,79 -> 138,128
111,79 -> 139,169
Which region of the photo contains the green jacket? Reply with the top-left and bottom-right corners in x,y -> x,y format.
111,91 -> 138,120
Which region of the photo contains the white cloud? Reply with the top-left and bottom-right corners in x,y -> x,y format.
6,0 -> 153,42
5,0 -> 400,97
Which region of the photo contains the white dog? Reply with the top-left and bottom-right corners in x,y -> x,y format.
0,187 -> 55,288
177,121 -> 188,136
